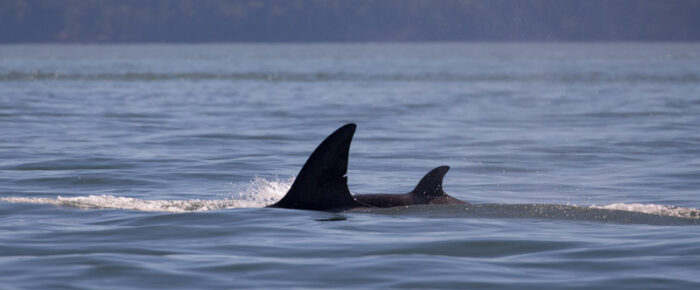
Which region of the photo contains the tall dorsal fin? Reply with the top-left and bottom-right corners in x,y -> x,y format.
269,123 -> 365,211
410,165 -> 450,202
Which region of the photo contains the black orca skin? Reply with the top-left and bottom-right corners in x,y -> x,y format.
354,166 -> 465,208
268,123 -> 465,212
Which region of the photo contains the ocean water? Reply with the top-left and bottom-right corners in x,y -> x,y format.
1,43 -> 700,288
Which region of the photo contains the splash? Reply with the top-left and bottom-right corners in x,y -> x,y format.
229,176 -> 293,208
0,177 -> 292,213
589,203 -> 700,220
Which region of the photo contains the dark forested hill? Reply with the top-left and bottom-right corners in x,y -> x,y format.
2,0 -> 699,43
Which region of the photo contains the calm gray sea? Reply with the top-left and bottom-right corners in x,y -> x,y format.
1,43 -> 700,289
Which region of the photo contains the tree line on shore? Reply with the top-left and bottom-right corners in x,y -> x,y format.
2,0 -> 699,43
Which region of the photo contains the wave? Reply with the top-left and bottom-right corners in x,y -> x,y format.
1,70 -> 698,83
2,177 -> 699,223
0,177 -> 289,213
0,195 -> 239,213
589,203 -> 700,220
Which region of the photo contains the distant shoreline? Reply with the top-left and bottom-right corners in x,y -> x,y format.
3,0 -> 699,43
3,41 -> 700,45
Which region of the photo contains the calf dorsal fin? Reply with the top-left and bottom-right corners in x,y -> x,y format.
410,166 -> 450,203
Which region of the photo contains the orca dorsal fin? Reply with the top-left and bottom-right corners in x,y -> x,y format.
410,166 -> 450,202
269,123 -> 365,211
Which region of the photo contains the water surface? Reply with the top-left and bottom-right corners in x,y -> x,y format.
1,43 -> 700,288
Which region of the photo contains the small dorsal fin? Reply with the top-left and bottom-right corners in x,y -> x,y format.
269,123 -> 365,211
410,166 -> 450,202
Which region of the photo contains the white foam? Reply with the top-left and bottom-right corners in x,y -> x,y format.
590,203 -> 700,219
228,176 -> 293,208
3,178 -> 699,220
0,177 -> 292,213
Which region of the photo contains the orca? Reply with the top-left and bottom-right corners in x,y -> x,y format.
268,123 -> 465,212
354,166 -> 465,208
